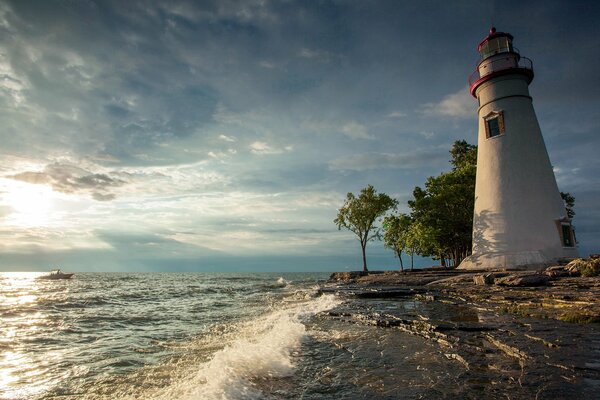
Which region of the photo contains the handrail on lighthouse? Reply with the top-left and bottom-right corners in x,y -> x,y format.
468,56 -> 534,97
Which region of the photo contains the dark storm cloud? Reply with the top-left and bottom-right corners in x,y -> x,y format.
9,163 -> 127,201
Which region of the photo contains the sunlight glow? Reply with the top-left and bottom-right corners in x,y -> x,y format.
1,179 -> 56,227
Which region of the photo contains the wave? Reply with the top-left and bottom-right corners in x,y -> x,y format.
153,293 -> 341,400
277,276 -> 291,286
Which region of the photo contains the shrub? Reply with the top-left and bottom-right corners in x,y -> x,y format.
580,258 -> 600,277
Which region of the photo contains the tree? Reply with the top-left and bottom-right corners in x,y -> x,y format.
335,185 -> 398,273
450,140 -> 477,170
383,213 -> 412,271
404,221 -> 436,270
560,191 -> 576,219
408,141 -> 477,267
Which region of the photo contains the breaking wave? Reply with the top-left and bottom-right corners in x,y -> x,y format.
154,293 -> 340,400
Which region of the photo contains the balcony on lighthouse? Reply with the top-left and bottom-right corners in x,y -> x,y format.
468,27 -> 534,97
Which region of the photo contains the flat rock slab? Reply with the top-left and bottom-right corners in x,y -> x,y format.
320,286 -> 427,298
495,273 -> 551,287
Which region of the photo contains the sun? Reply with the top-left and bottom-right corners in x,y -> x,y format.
1,178 -> 56,227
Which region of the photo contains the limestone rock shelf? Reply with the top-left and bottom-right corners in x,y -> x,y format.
320,262 -> 600,397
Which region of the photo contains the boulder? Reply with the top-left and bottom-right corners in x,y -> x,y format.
495,273 -> 550,287
473,274 -> 494,285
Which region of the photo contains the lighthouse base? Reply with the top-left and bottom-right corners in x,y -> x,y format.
458,250 -> 558,271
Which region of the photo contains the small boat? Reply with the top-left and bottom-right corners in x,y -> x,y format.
39,269 -> 74,280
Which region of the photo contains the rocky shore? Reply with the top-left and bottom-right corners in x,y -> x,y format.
320,257 -> 600,398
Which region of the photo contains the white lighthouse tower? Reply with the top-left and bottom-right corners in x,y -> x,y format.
459,28 -> 578,270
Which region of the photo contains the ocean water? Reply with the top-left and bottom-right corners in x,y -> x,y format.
0,272 -> 341,399
2,272 -> 598,399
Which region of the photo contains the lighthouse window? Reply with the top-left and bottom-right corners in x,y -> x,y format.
484,111 -> 505,139
561,223 -> 575,247
480,37 -> 512,59
556,220 -> 576,248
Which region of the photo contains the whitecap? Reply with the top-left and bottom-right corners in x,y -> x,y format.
155,294 -> 341,400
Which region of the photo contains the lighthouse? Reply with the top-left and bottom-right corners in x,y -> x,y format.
459,28 -> 578,270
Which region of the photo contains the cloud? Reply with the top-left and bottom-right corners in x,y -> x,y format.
342,121 -> 374,140
8,163 -> 127,201
387,111 -> 407,118
0,53 -> 28,106
259,61 -> 276,69
297,48 -> 335,62
329,149 -> 446,171
218,134 -> 236,142
249,141 -> 292,155
419,131 -> 435,139
421,87 -> 475,119
1,1 -> 598,269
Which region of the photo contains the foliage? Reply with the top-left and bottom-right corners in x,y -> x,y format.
407,141 -> 477,267
580,258 -> 600,277
404,221 -> 436,270
334,185 -> 398,272
450,140 -> 477,170
383,214 -> 412,271
560,191 -> 576,219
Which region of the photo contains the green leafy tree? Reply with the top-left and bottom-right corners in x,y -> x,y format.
450,140 -> 477,170
335,185 -> 398,272
560,191 -> 576,219
404,221 -> 437,270
383,213 -> 412,271
408,141 -> 477,267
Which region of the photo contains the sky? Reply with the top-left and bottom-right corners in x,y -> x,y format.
0,0 -> 599,272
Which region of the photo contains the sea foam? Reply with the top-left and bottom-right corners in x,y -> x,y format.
156,293 -> 341,400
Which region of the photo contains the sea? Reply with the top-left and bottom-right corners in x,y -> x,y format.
1,271 -> 598,400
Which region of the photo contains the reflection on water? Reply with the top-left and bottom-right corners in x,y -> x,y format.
1,272 -> 51,399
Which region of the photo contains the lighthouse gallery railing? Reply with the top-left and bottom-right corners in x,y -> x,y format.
468,56 -> 534,87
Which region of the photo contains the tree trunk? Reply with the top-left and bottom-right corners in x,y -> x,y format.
397,250 -> 404,272
361,243 -> 368,273
410,253 -> 414,271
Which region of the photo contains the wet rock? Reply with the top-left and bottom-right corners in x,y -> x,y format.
544,265 -> 573,279
494,273 -> 550,287
427,274 -> 477,286
485,334 -> 529,362
359,270 -> 467,286
352,288 -> 426,298
329,271 -> 367,281
319,286 -> 426,298
321,271 -> 600,397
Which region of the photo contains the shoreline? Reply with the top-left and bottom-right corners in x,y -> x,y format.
318,260 -> 600,397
